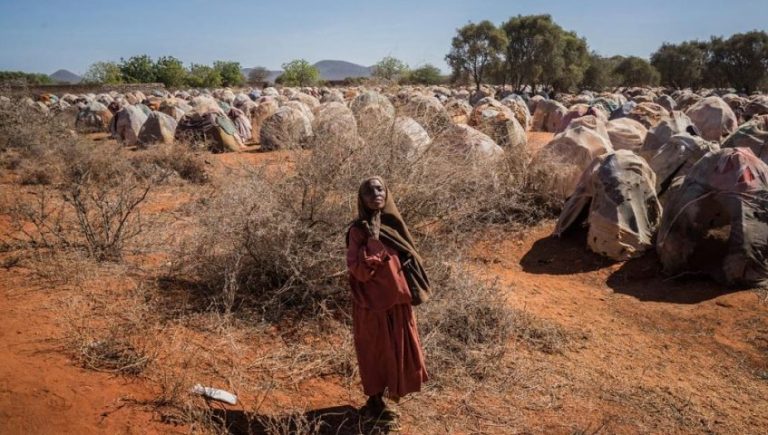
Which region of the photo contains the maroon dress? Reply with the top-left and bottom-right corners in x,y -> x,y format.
346,226 -> 428,398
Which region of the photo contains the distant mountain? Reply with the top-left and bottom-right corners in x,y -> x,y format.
49,69 -> 81,84
313,60 -> 372,81
242,60 -> 372,84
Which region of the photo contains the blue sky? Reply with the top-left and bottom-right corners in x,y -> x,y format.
0,0 -> 766,75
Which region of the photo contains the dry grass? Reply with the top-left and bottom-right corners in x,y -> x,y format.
0,96 -> 577,433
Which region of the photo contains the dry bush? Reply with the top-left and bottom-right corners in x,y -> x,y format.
130,143 -> 209,184
170,114 -> 563,395
17,162 -> 53,185
0,102 -> 74,156
6,140 -> 166,261
73,331 -> 152,375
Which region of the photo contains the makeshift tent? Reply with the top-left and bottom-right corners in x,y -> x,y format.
138,111 -> 178,146
606,118 -> 647,152
648,134 -> 719,201
469,99 -> 527,152
434,124 -> 503,159
639,111 -> 698,161
227,107 -> 253,142
685,96 -> 738,142
400,94 -> 452,136
251,97 -> 280,145
532,99 -> 567,132
444,98 -> 472,125
557,104 -> 608,133
392,116 -> 431,159
350,91 -> 396,142
500,95 -> 532,131
627,102 -> 670,129
259,105 -> 313,150
110,105 -> 148,146
657,148 -> 768,286
533,115 -> 614,197
75,101 -> 113,133
175,111 -> 244,153
311,102 -> 359,147
554,150 -> 661,260
744,96 -> 768,120
721,115 -> 768,163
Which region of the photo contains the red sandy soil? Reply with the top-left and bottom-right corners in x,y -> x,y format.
2,132 -> 768,433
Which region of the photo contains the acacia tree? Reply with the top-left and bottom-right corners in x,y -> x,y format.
613,56 -> 660,87
185,64 -> 222,88
445,20 -> 507,91
82,61 -> 123,84
247,67 -> 270,85
403,64 -> 443,85
213,61 -> 244,87
372,56 -> 409,81
278,59 -> 320,86
501,15 -> 564,92
651,41 -> 707,89
580,53 -> 619,91
119,55 -> 156,83
551,31 -> 590,92
154,56 -> 187,88
717,31 -> 768,93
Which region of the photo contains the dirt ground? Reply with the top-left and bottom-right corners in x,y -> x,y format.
1,132 -> 768,434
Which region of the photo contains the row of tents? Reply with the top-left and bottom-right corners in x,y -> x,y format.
5,84 -> 768,286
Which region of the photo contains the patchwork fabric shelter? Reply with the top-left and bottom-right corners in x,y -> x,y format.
656,148 -> 768,286
533,115 -> 613,197
554,150 -> 661,260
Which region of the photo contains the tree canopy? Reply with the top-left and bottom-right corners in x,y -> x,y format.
213,61 -> 244,87
119,55 -> 156,84
247,67 -> 270,85
403,64 -> 444,85
445,20 -> 507,91
0,71 -> 52,86
613,56 -> 660,87
372,56 -> 409,81
278,59 -> 320,87
82,61 -> 123,84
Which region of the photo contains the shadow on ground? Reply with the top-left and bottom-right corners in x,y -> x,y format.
606,252 -> 743,304
520,227 -> 743,304
520,227 -> 614,275
211,405 -> 392,435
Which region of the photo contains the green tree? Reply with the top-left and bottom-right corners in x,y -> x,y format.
372,56 -> 409,81
613,56 -> 660,87
186,64 -> 222,88
580,53 -> 619,91
119,54 -> 156,83
247,66 -> 270,85
0,71 -> 53,85
551,31 -> 590,92
153,56 -> 187,88
81,61 -> 123,84
445,20 -> 507,91
213,61 -> 244,87
278,59 -> 320,87
651,41 -> 707,89
718,31 -> 768,93
501,14 -> 565,91
403,64 -> 444,85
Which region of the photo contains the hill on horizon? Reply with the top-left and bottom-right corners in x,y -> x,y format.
49,69 -> 82,84
242,59 -> 372,83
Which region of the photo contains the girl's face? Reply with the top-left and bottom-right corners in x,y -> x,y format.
362,179 -> 386,211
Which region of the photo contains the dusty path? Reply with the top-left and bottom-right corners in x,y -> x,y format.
0,271 -> 170,434
473,222 -> 768,433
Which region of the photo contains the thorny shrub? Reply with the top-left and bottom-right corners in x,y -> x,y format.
6,139 -> 168,261
174,113 -> 560,388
